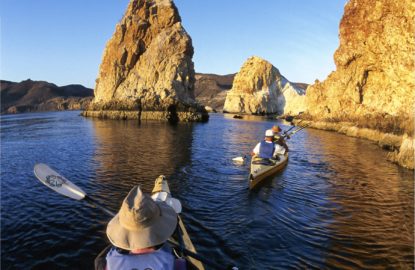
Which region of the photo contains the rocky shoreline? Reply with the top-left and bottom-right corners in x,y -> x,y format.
81,110 -> 207,122
294,119 -> 414,170
82,99 -> 208,122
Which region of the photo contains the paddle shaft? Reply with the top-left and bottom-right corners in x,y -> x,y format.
84,196 -> 115,216
283,119 -> 304,135
282,123 -> 310,139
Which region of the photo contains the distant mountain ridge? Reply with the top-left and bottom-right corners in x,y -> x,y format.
1,79 -> 93,114
194,73 -> 235,111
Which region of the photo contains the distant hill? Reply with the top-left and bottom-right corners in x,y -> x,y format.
0,79 -> 94,114
194,73 -> 235,111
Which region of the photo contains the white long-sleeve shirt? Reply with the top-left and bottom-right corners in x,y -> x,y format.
252,141 -> 286,157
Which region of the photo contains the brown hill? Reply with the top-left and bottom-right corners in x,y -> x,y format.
1,79 -> 93,114
194,73 -> 235,111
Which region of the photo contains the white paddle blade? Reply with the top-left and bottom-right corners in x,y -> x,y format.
34,163 -> 86,200
232,156 -> 245,163
151,192 -> 182,214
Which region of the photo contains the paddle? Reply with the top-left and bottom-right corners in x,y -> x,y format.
33,163 -> 236,270
282,123 -> 311,139
283,119 -> 304,135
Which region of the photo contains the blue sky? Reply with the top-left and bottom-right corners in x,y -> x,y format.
1,0 -> 347,88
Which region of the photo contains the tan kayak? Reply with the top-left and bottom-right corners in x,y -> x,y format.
152,176 -> 205,270
249,153 -> 289,189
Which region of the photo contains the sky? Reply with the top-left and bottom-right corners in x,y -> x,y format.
1,0 -> 348,88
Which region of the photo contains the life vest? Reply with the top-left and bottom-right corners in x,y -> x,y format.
106,244 -> 175,270
258,141 -> 275,159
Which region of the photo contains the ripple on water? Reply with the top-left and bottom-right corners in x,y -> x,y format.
1,112 -> 413,269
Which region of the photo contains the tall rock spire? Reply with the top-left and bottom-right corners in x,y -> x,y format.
83,0 -> 208,122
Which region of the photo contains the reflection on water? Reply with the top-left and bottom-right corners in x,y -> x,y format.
1,111 -> 413,269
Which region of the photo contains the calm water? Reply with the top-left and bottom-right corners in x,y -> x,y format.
1,111 -> 413,269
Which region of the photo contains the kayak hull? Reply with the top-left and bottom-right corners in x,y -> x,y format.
249,153 -> 288,189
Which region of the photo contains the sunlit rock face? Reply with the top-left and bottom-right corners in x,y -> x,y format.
83,0 -> 207,122
306,0 -> 414,133
304,0 -> 414,169
223,56 -> 306,115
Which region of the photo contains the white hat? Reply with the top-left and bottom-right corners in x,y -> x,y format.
265,129 -> 274,137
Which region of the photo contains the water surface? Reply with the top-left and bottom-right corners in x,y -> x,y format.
1,111 -> 413,269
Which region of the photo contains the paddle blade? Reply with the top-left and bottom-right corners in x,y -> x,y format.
34,163 -> 86,200
232,156 -> 245,163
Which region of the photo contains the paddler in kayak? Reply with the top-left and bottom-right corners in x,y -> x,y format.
252,129 -> 286,160
272,125 -> 289,152
102,186 -> 178,270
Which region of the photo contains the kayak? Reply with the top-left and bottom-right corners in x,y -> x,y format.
249,153 -> 289,189
94,176 -> 205,270
152,176 -> 205,270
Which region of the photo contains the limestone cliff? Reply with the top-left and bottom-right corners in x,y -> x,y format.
304,0 -> 414,169
223,56 -> 306,115
83,0 -> 207,122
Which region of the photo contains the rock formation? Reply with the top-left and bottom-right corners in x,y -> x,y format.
82,0 -> 208,122
194,73 -> 235,112
1,79 -> 93,114
304,0 -> 414,169
223,56 -> 306,115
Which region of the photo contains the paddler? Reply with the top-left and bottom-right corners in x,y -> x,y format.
272,125 -> 289,152
100,186 -> 178,270
252,129 -> 285,159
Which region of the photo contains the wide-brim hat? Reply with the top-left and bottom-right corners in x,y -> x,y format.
106,186 -> 177,250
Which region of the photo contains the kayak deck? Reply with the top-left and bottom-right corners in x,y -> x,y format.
249,153 -> 289,189
152,176 -> 205,270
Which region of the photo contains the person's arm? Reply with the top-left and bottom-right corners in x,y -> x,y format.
277,137 -> 289,152
273,144 -> 285,156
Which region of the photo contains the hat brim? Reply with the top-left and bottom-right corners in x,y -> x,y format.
106,201 -> 177,250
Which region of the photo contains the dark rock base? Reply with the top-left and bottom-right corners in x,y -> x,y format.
81,110 -> 208,123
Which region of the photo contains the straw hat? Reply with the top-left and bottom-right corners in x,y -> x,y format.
106,186 -> 177,250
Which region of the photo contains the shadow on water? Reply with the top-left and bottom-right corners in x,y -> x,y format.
1,112 -> 413,269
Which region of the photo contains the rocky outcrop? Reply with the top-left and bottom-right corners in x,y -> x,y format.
304,0 -> 414,169
83,0 -> 207,122
1,79 -> 93,114
194,73 -> 235,112
223,56 -> 306,115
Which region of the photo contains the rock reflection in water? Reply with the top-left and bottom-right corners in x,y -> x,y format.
88,119 -> 195,210
303,129 -> 414,269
